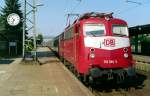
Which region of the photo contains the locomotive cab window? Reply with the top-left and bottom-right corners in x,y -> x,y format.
84,23 -> 105,37
112,25 -> 129,36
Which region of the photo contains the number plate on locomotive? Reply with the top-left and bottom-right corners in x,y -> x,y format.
104,60 -> 118,64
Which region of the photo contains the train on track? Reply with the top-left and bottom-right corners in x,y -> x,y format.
51,12 -> 136,84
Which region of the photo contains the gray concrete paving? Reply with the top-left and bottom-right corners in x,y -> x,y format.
0,47 -> 94,96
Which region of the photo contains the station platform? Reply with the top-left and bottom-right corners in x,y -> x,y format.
0,47 -> 94,96
133,54 -> 150,63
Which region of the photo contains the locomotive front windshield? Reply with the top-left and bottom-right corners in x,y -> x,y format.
84,24 -> 105,37
112,25 -> 129,36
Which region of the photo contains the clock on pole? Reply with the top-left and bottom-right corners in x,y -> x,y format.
7,13 -> 21,26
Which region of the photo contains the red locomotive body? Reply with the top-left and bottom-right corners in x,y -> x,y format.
54,12 -> 135,83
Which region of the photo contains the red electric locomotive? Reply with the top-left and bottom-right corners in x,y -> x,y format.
54,12 -> 135,83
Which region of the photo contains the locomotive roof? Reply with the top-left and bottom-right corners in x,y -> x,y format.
65,12 -> 114,30
78,12 -> 113,20
64,12 -> 127,32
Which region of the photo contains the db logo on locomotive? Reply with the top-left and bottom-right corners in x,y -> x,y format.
104,38 -> 115,47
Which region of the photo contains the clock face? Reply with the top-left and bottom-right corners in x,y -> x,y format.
7,13 -> 20,26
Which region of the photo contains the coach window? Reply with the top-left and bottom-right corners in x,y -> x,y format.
112,25 -> 129,36
84,23 -> 105,37
64,27 -> 73,40
60,34 -> 63,40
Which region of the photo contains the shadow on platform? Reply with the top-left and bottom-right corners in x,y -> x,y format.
0,59 -> 14,64
24,51 -> 56,59
22,51 -> 58,65
37,51 -> 56,57
40,60 -> 60,65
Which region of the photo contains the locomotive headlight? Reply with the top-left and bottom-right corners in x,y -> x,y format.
90,48 -> 95,52
123,48 -> 128,52
124,53 -> 129,58
90,53 -> 95,58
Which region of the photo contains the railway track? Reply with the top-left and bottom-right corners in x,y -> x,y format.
91,85 -> 145,96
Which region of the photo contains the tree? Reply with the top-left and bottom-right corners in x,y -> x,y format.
37,34 -> 43,45
0,16 -> 3,31
0,0 -> 23,54
0,14 -> 5,32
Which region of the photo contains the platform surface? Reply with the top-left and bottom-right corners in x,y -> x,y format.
0,47 -> 94,96
133,54 -> 150,63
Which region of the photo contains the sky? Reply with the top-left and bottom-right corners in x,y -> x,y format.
0,0 -> 150,37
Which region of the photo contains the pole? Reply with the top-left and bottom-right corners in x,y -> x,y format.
33,0 -> 37,60
135,34 -> 138,53
23,0 -> 26,58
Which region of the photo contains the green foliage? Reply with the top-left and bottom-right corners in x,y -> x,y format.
25,41 -> 34,51
0,16 -> 4,31
1,0 -> 23,36
0,0 -> 24,55
141,36 -> 150,55
36,34 -> 43,44
142,36 -> 150,42
130,35 -> 148,45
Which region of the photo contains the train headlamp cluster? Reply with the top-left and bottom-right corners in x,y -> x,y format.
90,48 -> 95,58
124,53 -> 129,58
123,48 -> 128,52
90,48 -> 95,52
90,53 -> 95,58
123,48 -> 129,58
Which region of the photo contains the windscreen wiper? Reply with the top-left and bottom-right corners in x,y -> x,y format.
89,32 -> 96,37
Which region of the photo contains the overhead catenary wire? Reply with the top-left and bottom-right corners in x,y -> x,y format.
70,0 -> 82,14
65,0 -> 82,26
64,0 -> 82,14
116,0 -> 150,15
64,0 -> 150,27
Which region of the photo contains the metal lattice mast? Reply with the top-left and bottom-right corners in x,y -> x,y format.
33,0 -> 37,60
22,0 -> 26,58
23,0 -> 37,60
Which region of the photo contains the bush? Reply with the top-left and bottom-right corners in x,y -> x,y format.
25,42 -> 33,52
141,37 -> 150,55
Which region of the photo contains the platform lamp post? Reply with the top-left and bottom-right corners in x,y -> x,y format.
33,1 -> 44,60
32,0 -> 37,60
